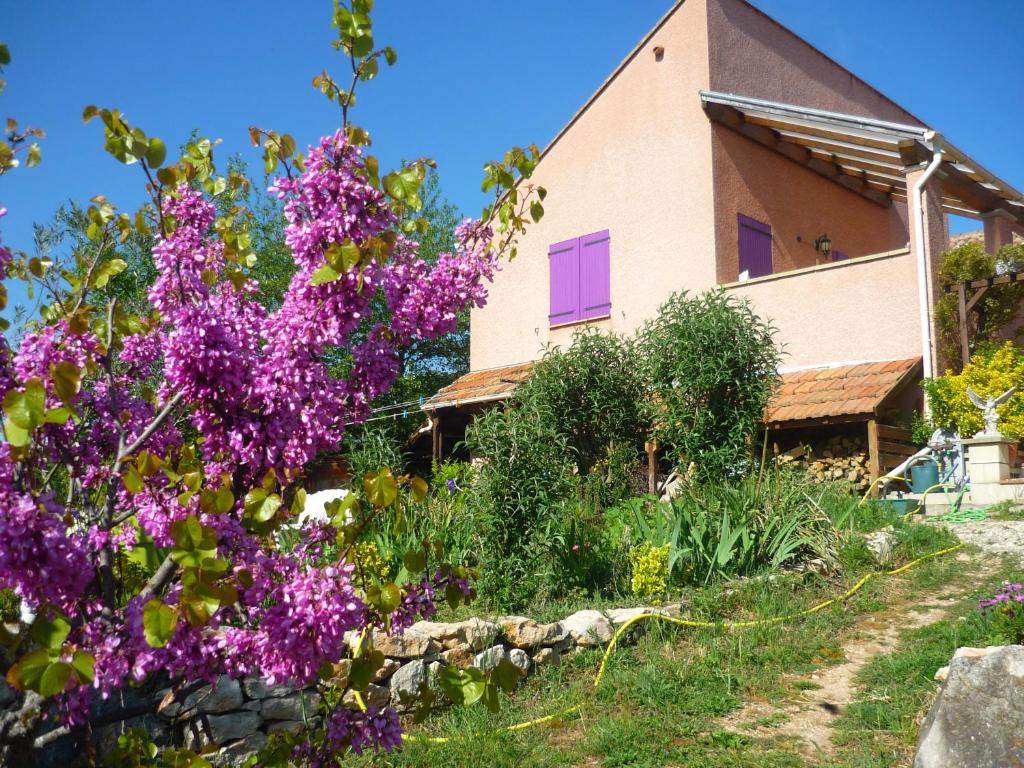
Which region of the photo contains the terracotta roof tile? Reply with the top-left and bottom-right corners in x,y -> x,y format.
423,362 -> 535,409
765,358 -> 920,424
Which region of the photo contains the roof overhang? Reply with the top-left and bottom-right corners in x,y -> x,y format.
701,90 -> 1024,228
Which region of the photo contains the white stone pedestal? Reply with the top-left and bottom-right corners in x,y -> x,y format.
964,435 -> 1015,504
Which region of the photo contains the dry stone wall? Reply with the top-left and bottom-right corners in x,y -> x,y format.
2,603 -> 683,767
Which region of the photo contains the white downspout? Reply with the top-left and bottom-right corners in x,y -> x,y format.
911,142 -> 944,390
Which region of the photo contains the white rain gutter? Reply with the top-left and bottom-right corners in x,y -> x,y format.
911,137 -> 944,399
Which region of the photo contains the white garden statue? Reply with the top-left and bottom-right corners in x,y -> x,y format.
967,386 -> 1017,437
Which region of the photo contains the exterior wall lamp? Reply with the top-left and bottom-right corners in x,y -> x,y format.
814,232 -> 832,259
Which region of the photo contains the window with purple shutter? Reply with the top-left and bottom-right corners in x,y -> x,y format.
579,230 -> 611,320
549,237 -> 580,325
549,230 -> 611,326
832,250 -> 849,262
737,214 -> 772,279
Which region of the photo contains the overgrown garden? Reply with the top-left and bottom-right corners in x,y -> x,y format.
0,3 -> 1017,767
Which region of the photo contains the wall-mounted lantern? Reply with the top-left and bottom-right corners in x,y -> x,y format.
814,232 -> 832,260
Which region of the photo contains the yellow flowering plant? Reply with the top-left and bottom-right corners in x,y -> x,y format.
629,543 -> 670,601
924,341 -> 1024,439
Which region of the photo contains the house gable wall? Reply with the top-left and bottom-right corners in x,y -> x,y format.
469,0 -> 718,371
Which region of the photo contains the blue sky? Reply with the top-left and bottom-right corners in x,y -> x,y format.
2,0 -> 1023,312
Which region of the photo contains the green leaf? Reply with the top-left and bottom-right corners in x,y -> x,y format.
437,666 -> 486,706
43,407 -> 72,425
244,488 -> 281,523
403,549 -> 427,573
378,582 -> 401,613
482,680 -> 500,713
409,476 -> 428,503
71,651 -> 95,684
123,465 -> 144,494
6,649 -> 50,691
348,649 -> 385,691
38,661 -> 73,697
145,138 -> 166,168
491,657 -> 524,693
50,361 -> 81,406
363,468 -> 398,508
530,200 -> 544,223
25,143 -> 41,168
170,516 -> 204,550
142,599 -> 179,648
310,264 -> 340,286
93,258 -> 128,289
4,378 -> 46,430
3,418 -> 29,447
31,614 -> 71,651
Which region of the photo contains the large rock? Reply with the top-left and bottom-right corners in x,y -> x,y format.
205,710 -> 262,745
508,648 -> 531,674
241,679 -> 295,700
498,616 -> 569,648
412,619 -> 500,650
562,610 -> 613,647
915,645 -> 1024,768
346,628 -> 440,658
390,660 -> 427,705
209,732 -> 267,767
343,683 -> 390,710
474,644 -> 508,672
197,676 -> 244,714
603,606 -> 671,628
864,526 -> 898,567
262,692 -> 320,721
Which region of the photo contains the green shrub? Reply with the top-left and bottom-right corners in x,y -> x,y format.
935,241 -> 1024,368
463,401 -> 576,610
923,341 -> 1024,439
639,290 -> 780,482
516,328 -> 648,478
0,588 -> 20,623
343,423 -> 407,482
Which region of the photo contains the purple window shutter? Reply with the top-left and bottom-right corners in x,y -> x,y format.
832,250 -> 849,262
579,229 -> 611,319
549,237 -> 580,325
737,214 -> 772,278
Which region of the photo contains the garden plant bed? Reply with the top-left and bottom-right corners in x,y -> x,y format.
355,527 -> 1022,768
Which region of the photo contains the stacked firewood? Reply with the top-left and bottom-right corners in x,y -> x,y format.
775,434 -> 871,491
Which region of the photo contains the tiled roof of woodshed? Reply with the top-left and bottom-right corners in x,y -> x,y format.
422,362 -> 534,410
765,358 -> 921,425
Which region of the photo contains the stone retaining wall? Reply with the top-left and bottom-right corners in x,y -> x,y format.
3,603 -> 682,767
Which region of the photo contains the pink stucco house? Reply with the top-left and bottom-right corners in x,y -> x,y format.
423,0 -> 1024,477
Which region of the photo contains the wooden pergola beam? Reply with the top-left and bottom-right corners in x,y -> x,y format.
944,271 -> 1024,367
704,103 -> 893,208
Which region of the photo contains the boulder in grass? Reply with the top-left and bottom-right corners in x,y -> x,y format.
914,645 -> 1024,768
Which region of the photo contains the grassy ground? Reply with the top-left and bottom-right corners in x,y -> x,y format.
345,519 -> 1019,768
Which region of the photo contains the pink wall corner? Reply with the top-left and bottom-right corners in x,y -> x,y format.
706,0 -> 922,125
470,0 -> 718,372
711,125 -> 911,283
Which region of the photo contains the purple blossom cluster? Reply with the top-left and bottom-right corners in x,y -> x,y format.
978,581 -> 1024,609
0,125 -> 497,761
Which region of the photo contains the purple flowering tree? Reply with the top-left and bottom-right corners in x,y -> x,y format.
0,4 -> 545,763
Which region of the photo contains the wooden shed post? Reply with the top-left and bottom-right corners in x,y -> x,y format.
867,419 -> 882,495
431,412 -> 441,463
957,281 -> 971,369
645,439 -> 658,495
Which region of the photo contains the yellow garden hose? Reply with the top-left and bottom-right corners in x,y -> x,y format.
393,543 -> 963,745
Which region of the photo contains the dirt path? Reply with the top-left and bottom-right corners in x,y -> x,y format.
719,551 -> 986,759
